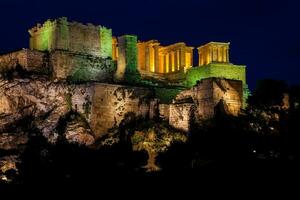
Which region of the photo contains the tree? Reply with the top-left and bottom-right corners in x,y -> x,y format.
131,124 -> 187,172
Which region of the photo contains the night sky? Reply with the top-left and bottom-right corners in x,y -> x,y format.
0,0 -> 299,90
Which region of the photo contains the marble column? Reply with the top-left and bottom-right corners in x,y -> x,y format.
163,54 -> 166,73
165,54 -> 169,73
145,45 -> 150,72
180,48 -> 186,70
174,50 -> 178,72
226,48 -> 229,63
223,47 -> 226,62
213,47 -> 217,62
169,52 -> 173,72
217,47 -> 221,62
154,45 -> 160,73
176,50 -> 180,71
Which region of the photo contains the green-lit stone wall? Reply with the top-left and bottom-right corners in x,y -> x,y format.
115,35 -> 140,83
33,22 -> 56,51
124,35 -> 138,74
124,35 -> 141,84
185,63 -> 248,108
184,63 -> 246,88
68,58 -> 115,83
57,17 -> 69,50
99,27 -> 112,58
154,87 -> 183,103
51,51 -> 115,83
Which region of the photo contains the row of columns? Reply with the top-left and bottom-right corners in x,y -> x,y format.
159,49 -> 185,73
145,45 -> 185,73
198,44 -> 230,66
145,46 -> 192,73
210,46 -> 229,63
137,41 -> 193,74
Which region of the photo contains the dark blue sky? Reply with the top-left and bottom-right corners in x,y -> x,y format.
0,0 -> 299,89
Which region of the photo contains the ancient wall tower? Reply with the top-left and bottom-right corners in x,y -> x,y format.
28,17 -> 112,58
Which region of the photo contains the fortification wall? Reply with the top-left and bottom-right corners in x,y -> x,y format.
115,35 -> 138,82
185,63 -> 246,88
68,22 -> 101,56
0,49 -> 48,74
50,50 -> 115,82
191,78 -> 243,119
29,17 -> 112,58
193,78 -> 243,119
89,84 -> 154,137
164,78 -> 243,131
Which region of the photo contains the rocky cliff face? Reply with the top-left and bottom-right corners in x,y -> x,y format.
0,77 -> 93,143
0,77 -> 155,143
0,77 -> 154,182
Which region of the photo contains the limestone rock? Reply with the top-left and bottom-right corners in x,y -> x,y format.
0,155 -> 20,183
64,115 -> 95,146
0,78 -> 92,143
0,133 -> 28,150
0,155 -> 19,173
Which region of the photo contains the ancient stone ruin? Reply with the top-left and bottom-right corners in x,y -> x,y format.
0,17 -> 248,139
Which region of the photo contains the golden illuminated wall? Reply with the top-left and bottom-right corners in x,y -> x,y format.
137,41 -> 193,75
198,42 -> 230,66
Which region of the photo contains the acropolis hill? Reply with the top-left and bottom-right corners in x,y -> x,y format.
0,17 -> 248,141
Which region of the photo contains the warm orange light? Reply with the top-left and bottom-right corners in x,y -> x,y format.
150,46 -> 155,72
159,55 -> 164,73
166,54 -> 169,73
177,51 -> 180,71
185,52 -> 191,68
171,52 -> 175,72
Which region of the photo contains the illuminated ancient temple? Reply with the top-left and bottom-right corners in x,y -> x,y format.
0,17 -> 249,135
0,17 -> 249,104
198,42 -> 230,66
136,40 -> 193,74
0,17 -> 247,87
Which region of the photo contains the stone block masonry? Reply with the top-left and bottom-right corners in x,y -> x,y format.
50,50 -> 115,82
194,78 -> 243,118
169,103 -> 195,132
115,35 -> 138,83
89,84 -> 154,137
0,49 -> 48,74
0,49 -> 115,83
184,62 -> 248,107
176,78 -> 243,119
159,104 -> 170,121
29,17 -> 112,58
163,78 -> 243,132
